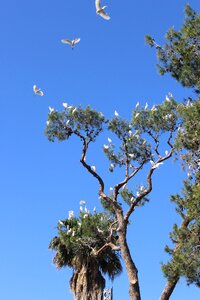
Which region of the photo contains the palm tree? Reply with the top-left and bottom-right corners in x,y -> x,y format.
49,209 -> 122,300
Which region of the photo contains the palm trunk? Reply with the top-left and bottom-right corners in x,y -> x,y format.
117,212 -> 141,300
159,277 -> 179,300
70,264 -> 105,300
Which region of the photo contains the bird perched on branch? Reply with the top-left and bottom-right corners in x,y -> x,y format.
95,0 -> 110,20
61,38 -> 81,49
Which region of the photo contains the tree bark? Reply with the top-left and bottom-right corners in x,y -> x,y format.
159,219 -> 190,300
117,213 -> 141,300
159,277 -> 179,300
70,264 -> 105,300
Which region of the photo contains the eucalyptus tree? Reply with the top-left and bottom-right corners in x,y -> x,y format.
49,205 -> 122,300
46,98 -> 179,300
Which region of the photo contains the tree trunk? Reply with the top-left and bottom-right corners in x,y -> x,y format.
70,264 -> 105,300
117,213 -> 141,300
160,218 -> 189,300
159,277 -> 179,300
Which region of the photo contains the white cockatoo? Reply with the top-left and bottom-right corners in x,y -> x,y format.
68,210 -> 74,219
72,107 -> 77,114
114,110 -> 119,117
95,0 -> 110,20
109,163 -> 114,172
61,38 -> 81,49
80,200 -> 86,205
33,85 -> 44,96
135,102 -> 139,109
58,220 -> 65,226
135,112 -> 140,118
91,166 -> 96,172
150,160 -> 163,169
62,102 -> 68,109
151,105 -> 157,112
48,106 -> 54,113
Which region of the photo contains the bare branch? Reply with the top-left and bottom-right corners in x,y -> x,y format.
114,162 -> 146,200
167,130 -> 174,148
124,148 -> 175,222
91,220 -> 120,257
80,140 -> 121,210
92,242 -> 120,257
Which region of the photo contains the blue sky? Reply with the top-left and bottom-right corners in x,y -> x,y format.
1,1 -> 200,299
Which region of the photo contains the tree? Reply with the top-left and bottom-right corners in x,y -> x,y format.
46,99 -> 179,300
146,5 -> 200,94
159,99 -> 200,300
49,203 -> 122,300
160,179 -> 200,300
47,5 -> 200,300
146,6 -> 200,297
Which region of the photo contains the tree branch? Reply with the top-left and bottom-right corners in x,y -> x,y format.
80,139 -> 121,210
114,162 -> 146,200
124,149 -> 174,222
159,217 -> 190,300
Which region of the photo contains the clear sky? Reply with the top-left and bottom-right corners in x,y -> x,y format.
1,1 -> 200,300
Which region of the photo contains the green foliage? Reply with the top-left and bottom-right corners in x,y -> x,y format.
119,186 -> 149,207
175,99 -> 200,175
46,105 -> 105,142
146,5 -> 200,93
49,208 -> 122,280
106,116 -> 152,166
131,97 -> 178,134
162,180 -> 200,287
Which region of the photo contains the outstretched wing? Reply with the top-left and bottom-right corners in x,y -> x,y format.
33,85 -> 38,93
99,10 -> 110,20
74,38 -> 81,44
61,39 -> 72,45
95,0 -> 101,10
37,90 -> 44,96
33,85 -> 44,96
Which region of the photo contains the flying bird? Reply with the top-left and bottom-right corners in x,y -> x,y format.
95,0 -> 110,20
61,38 -> 81,49
33,85 -> 44,96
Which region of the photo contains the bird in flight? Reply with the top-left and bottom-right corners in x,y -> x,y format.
95,0 -> 110,20
61,38 -> 81,49
33,85 -> 44,96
